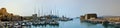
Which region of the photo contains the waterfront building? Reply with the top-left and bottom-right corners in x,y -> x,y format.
80,15 -> 85,19
23,16 -> 32,20
80,13 -> 97,20
84,13 -> 97,20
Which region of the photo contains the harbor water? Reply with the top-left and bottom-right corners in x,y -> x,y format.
23,18 -> 117,28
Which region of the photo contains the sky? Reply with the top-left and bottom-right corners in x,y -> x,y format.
0,0 -> 120,17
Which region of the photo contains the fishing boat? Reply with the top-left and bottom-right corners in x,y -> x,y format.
49,20 -> 59,25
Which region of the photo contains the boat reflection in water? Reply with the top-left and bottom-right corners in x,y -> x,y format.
22,25 -> 59,28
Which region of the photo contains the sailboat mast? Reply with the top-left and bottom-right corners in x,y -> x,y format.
50,10 -> 52,15
34,1 -> 37,14
38,8 -> 40,17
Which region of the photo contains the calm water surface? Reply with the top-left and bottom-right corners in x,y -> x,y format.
23,18 -> 116,28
